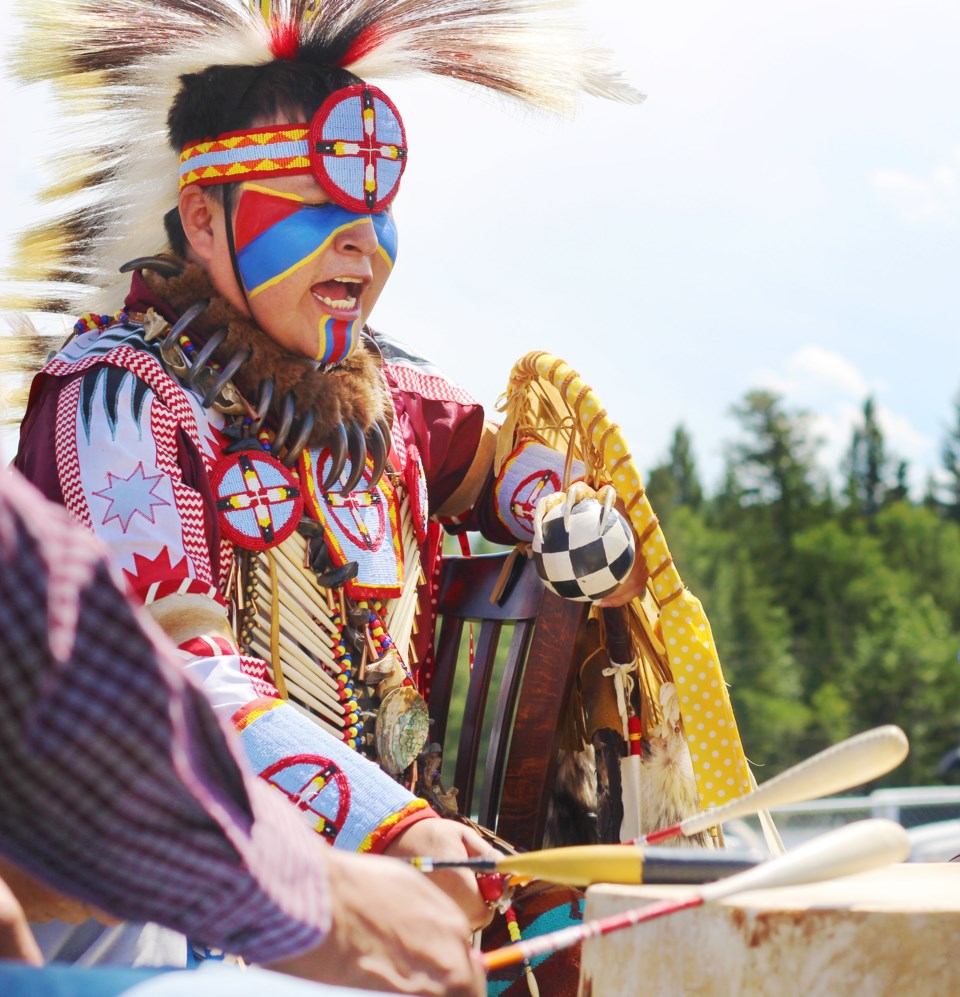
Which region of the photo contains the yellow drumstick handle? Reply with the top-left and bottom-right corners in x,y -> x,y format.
455,845 -> 754,887
494,846 -> 645,887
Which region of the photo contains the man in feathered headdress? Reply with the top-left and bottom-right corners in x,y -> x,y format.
7,0 -> 642,988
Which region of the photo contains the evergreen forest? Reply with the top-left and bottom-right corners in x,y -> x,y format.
643,389 -> 960,786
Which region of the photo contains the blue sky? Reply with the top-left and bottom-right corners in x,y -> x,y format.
3,0 -> 958,493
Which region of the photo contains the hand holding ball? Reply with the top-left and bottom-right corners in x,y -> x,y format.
532,483 -> 637,602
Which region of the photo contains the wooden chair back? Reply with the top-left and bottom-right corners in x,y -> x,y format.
430,552 -> 587,852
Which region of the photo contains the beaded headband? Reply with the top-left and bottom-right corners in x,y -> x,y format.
179,84 -> 408,214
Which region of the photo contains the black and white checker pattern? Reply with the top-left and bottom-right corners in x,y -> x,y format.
532,497 -> 636,602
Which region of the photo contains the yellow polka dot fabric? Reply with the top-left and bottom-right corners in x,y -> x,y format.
521,353 -> 752,809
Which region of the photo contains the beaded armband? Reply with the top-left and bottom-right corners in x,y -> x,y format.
493,440 -> 585,542
235,696 -> 431,852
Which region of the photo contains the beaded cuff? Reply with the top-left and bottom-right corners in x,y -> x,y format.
235,696 -> 426,851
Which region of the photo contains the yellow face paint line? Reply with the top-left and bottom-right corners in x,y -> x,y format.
247,219 -> 373,299
376,244 -> 395,272
315,314 -> 331,361
240,181 -> 306,202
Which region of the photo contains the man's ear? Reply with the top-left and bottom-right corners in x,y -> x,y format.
178,185 -> 219,261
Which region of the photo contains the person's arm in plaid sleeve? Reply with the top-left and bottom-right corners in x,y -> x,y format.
0,469 -> 483,995
0,466 -> 328,963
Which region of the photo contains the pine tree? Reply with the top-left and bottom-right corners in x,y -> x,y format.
650,383 -> 960,786
844,396 -> 889,517
923,473 -> 941,512
728,390 -> 820,548
941,388 -> 960,522
666,424 -> 703,510
885,460 -> 910,506
647,424 -> 703,520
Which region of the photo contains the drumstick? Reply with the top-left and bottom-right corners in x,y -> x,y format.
411,726 -> 909,879
411,845 -> 757,886
641,724 -> 908,844
482,818 -> 909,972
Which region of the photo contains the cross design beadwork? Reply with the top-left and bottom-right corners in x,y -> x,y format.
311,85 -> 407,212
215,452 -> 301,547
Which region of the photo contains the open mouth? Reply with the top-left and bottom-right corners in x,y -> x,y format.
312,276 -> 365,313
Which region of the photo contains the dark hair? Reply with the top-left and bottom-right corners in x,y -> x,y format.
164,60 -> 361,256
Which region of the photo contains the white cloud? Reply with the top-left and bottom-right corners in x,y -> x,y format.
756,346 -> 875,405
787,346 -> 869,399
753,346 -> 934,493
872,148 -> 960,223
875,405 -> 933,465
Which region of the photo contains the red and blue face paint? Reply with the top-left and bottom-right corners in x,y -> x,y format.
233,183 -> 398,364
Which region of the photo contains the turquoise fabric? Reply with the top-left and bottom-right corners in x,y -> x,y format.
486,896 -> 586,996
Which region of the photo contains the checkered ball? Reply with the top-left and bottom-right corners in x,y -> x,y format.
532,497 -> 636,602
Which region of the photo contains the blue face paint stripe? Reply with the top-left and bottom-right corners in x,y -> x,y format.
238,204 -> 367,297
239,218 -> 343,298
317,317 -> 333,363
372,212 -> 398,267
237,200 -> 398,297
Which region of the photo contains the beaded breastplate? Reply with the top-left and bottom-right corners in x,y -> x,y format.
232,452 -> 429,777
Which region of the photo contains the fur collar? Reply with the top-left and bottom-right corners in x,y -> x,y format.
141,261 -> 390,447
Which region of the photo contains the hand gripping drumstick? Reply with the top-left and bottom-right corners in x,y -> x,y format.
483,818 -> 910,972
640,724 -> 908,844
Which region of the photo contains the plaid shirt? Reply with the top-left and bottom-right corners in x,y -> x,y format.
0,469 -> 330,964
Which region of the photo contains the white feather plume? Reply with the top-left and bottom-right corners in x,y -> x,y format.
6,0 -> 641,312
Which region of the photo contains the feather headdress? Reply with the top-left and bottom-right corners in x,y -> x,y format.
6,0 -> 641,313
